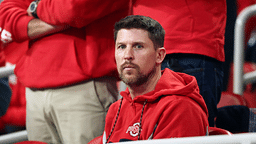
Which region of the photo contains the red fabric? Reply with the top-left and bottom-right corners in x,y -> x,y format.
133,0 -> 226,62
3,41 -> 28,64
0,0 -> 130,88
88,135 -> 103,144
0,49 -> 5,67
217,92 -> 248,108
104,69 -> 209,142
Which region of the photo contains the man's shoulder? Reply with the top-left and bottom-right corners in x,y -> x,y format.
158,95 -> 197,106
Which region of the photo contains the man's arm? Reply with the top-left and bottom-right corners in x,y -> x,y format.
0,0 -> 32,43
0,0 -> 68,43
27,18 -> 68,40
35,0 -> 130,28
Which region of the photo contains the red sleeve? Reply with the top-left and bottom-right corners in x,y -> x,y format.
37,0 -> 130,28
0,0 -> 33,43
153,98 -> 209,139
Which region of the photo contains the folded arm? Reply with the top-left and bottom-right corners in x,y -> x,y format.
36,0 -> 130,28
0,0 -> 68,43
27,18 -> 68,40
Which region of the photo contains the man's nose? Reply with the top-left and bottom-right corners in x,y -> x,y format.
124,47 -> 134,60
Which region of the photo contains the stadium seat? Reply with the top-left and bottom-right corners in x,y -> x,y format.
217,92 -> 248,108
217,92 -> 250,133
226,62 -> 256,108
208,127 -> 232,136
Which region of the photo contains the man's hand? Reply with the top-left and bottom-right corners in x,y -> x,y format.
27,7 -> 33,17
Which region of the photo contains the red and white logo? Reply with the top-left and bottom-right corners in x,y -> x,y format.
0,27 -> 12,43
126,122 -> 141,137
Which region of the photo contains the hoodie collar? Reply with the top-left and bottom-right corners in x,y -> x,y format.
120,68 -> 198,102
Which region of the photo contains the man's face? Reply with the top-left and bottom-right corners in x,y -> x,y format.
115,28 -> 158,86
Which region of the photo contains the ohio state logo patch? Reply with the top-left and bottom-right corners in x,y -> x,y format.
126,122 -> 141,137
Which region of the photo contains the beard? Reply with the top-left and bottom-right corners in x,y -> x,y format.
119,62 -> 157,87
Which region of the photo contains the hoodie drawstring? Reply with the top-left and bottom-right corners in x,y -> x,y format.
138,99 -> 147,140
106,98 -> 123,143
106,98 -> 148,143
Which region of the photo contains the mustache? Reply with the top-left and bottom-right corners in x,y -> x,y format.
120,61 -> 139,70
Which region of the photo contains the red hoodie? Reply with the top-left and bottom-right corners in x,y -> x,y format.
103,68 -> 209,143
0,0 -> 130,88
133,0 -> 226,62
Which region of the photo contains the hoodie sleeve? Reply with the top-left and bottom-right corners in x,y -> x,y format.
36,0 -> 130,28
153,97 -> 209,139
0,0 -> 34,43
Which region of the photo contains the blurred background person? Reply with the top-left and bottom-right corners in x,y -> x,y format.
0,0 -> 130,143
132,0 -> 227,127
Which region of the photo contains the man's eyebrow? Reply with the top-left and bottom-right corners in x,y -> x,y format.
115,41 -> 145,45
133,41 -> 144,44
116,42 -> 125,45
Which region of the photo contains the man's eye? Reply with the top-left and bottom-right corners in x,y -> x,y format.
118,45 -> 126,49
135,45 -> 143,49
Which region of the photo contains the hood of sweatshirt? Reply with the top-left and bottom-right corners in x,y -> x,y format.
120,68 -> 208,116
104,68 -> 209,143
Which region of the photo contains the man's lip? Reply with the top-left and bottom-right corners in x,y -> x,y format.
124,66 -> 134,68
123,64 -> 135,69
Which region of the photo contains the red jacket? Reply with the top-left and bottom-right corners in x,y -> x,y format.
0,0 -> 130,88
133,0 -> 226,62
104,69 -> 209,143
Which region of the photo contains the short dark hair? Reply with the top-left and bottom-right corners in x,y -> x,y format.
114,15 -> 165,49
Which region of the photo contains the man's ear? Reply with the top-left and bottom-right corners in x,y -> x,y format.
156,47 -> 166,64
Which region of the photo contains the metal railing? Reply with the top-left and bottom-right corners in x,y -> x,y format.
0,66 -> 15,78
0,130 -> 28,144
234,4 -> 256,95
117,133 -> 256,144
